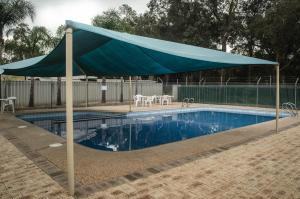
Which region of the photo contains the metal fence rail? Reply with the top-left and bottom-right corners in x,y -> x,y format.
175,84 -> 300,108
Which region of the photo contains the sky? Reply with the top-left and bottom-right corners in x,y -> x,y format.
26,0 -> 149,33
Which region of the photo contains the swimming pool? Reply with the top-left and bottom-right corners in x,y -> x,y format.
17,108 -> 281,151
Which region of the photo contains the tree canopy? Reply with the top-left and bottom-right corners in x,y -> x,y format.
1,0 -> 299,82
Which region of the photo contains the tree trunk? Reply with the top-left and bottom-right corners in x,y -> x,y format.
56,77 -> 62,105
28,77 -> 34,107
220,36 -> 227,85
165,74 -> 169,86
135,76 -> 138,95
120,77 -> 124,102
101,77 -> 106,103
0,27 -> 4,63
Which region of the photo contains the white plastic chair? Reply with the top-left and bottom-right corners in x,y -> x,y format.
134,94 -> 143,107
144,96 -> 156,107
1,97 -> 16,113
161,95 -> 170,106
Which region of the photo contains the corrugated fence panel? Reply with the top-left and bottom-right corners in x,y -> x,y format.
1,80 -> 163,108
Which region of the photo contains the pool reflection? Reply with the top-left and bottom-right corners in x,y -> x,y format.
28,111 -> 274,151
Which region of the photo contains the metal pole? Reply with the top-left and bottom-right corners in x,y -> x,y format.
0,74 -> 2,99
65,27 -> 74,195
226,78 -> 230,104
295,77 -> 299,108
276,64 -> 280,133
129,76 -> 132,112
129,122 -> 132,151
50,81 -> 53,109
256,77 -> 261,106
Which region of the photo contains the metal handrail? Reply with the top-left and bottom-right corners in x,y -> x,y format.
182,98 -> 189,107
182,98 -> 194,107
282,102 -> 298,117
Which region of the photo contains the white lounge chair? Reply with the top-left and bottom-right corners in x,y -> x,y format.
1,97 -> 16,113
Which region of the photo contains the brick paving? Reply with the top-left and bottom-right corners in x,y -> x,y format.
88,126 -> 300,199
1,125 -> 300,198
0,135 -> 71,199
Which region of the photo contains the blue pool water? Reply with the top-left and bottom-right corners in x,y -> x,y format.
18,109 -> 276,151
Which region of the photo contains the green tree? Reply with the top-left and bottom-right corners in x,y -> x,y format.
233,0 -> 300,77
6,23 -> 52,107
92,4 -> 137,33
0,0 -> 35,63
255,0 -> 300,74
52,25 -> 65,106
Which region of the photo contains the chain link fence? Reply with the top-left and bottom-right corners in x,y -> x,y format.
173,84 -> 299,109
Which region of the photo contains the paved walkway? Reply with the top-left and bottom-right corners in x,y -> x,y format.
0,135 -> 71,199
89,126 -> 300,199
1,125 -> 300,199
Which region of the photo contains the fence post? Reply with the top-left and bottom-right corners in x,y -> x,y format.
256,77 -> 261,106
295,77 -> 299,108
129,76 -> 132,112
101,77 -> 106,103
50,81 -> 53,109
86,76 -> 88,107
140,77 -> 142,94
225,78 -> 230,104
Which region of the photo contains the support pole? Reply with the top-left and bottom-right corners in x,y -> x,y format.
50,81 -> 53,109
65,27 -> 74,196
295,77 -> 299,108
129,76 -> 132,112
0,74 -> 2,99
225,78 -> 231,104
276,64 -> 280,133
256,76 -> 261,106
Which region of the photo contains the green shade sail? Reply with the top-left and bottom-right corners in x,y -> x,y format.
0,20 -> 277,77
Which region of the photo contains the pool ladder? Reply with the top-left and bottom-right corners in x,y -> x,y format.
182,98 -> 194,108
282,102 -> 298,117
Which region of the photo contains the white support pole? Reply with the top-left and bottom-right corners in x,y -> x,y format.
129,76 -> 132,112
295,77 -> 299,108
65,27 -> 75,195
276,64 -> 280,133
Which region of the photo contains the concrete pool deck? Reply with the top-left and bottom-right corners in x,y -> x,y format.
0,103 -> 299,198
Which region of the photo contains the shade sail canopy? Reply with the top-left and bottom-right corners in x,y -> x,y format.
0,20 -> 277,77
